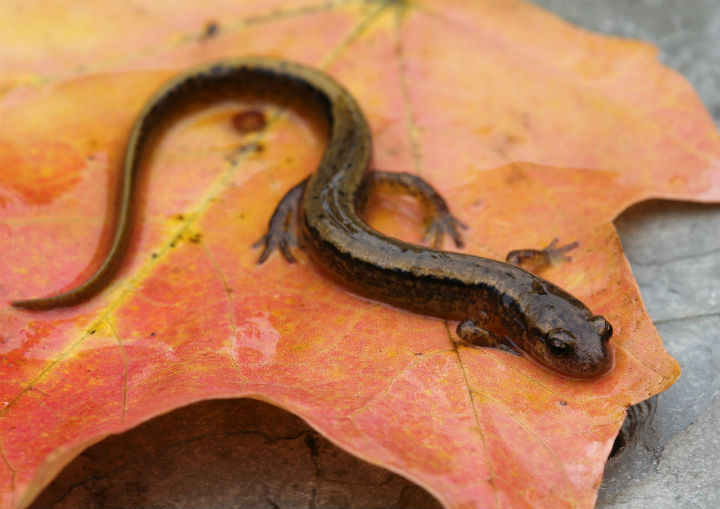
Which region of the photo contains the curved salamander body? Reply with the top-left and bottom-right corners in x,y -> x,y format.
11,58 -> 613,378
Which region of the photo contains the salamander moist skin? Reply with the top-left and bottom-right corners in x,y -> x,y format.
10,57 -> 613,379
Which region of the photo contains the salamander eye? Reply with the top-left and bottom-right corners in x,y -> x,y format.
547,332 -> 574,356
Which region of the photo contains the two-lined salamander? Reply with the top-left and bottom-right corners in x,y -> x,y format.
11,57 -> 613,378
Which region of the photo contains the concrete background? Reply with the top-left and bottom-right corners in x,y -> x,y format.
29,1 -> 720,507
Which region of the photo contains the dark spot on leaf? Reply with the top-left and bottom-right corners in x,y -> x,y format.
232,110 -> 267,134
201,20 -> 219,39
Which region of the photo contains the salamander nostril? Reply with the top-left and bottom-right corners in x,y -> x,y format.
603,321 -> 613,342
590,315 -> 613,343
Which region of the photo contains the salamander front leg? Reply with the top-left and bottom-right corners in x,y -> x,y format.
369,171 -> 467,248
253,177 -> 308,263
456,320 -> 521,357
505,237 -> 578,270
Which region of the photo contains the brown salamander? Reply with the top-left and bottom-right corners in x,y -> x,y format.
11,57 -> 613,378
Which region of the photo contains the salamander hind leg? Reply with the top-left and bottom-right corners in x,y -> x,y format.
253,177 -> 308,264
369,171 -> 467,249
505,237 -> 579,270
456,320 -> 521,357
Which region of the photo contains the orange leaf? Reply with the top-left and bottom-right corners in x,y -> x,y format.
3,0 -> 717,507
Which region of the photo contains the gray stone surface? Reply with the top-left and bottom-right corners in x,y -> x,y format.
608,387 -> 720,508
529,1 -> 720,507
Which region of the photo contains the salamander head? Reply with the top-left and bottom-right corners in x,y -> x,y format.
503,280 -> 614,379
532,313 -> 613,379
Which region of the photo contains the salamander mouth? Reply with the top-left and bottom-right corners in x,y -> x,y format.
556,350 -> 613,379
